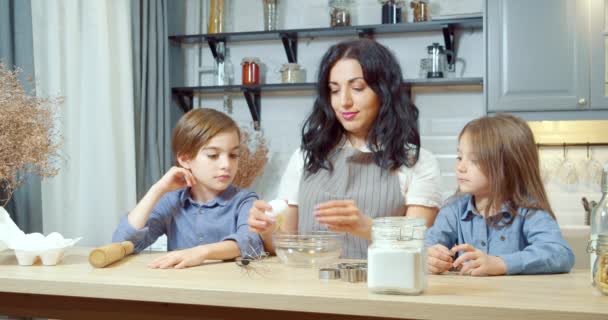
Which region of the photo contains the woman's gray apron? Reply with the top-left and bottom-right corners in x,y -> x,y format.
298,146 -> 406,259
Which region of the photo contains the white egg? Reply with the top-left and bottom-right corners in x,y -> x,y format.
266,199 -> 288,218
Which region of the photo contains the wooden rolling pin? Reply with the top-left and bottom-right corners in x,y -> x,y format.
89,241 -> 134,268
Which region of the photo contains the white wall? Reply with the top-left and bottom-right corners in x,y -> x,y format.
185,0 -> 485,202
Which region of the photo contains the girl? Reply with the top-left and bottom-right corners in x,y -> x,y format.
426,114 -> 575,276
112,108 -> 263,269
248,39 -> 442,259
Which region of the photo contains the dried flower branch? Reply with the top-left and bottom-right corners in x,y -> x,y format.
0,63 -> 62,206
233,129 -> 268,188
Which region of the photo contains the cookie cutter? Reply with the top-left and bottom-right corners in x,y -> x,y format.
337,262 -> 367,283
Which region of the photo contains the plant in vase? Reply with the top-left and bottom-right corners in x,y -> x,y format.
0,63 -> 62,207
232,128 -> 269,188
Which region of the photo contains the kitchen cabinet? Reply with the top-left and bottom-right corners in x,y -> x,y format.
591,0 -> 608,108
487,0 -> 608,112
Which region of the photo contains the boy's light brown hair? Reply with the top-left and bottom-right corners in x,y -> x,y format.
172,108 -> 240,162
459,114 -> 555,224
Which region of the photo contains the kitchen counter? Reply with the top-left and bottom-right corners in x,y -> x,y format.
0,248 -> 606,320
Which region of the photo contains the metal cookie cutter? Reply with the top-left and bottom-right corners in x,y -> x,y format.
318,267 -> 341,280
337,263 -> 367,283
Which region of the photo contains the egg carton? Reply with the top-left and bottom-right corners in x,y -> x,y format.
8,232 -> 82,266
0,207 -> 24,252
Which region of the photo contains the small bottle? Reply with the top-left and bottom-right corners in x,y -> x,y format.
590,165 -> 608,284
216,42 -> 227,86
368,217 -> 427,295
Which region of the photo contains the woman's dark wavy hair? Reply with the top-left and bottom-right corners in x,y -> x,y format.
301,38 -> 420,174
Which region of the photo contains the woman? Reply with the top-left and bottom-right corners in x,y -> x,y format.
249,39 -> 442,259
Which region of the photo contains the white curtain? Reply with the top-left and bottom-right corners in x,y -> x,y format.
31,0 -> 136,246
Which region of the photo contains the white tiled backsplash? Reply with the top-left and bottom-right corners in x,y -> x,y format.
529,120 -> 608,227
541,147 -> 608,226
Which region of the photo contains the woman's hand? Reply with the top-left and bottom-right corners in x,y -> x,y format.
153,166 -> 196,194
427,244 -> 454,274
451,244 -> 508,276
314,200 -> 372,240
148,246 -> 208,269
247,200 -> 276,236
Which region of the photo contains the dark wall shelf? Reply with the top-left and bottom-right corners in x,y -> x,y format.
168,17 -> 482,44
169,17 -> 484,129
172,77 -> 484,129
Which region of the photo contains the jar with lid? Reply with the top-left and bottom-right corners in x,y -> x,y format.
368,217 -> 427,295
589,234 -> 608,294
241,57 -> 261,85
280,63 -> 304,83
410,0 -> 428,22
329,0 -> 355,27
379,0 -> 405,24
590,165 -> 608,283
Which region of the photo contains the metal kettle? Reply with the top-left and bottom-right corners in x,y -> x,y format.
426,43 -> 448,78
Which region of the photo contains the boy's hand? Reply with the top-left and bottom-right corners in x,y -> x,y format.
154,166 -> 196,194
427,244 -> 454,274
147,246 -> 207,269
451,244 -> 508,276
247,200 -> 276,236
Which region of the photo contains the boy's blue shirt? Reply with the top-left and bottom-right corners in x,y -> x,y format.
112,185 -> 263,258
425,194 -> 575,274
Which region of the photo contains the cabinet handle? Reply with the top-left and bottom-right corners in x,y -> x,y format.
578,98 -> 587,106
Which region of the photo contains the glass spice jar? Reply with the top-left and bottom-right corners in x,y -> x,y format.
280,63 -> 304,83
411,0 -> 428,22
241,57 -> 261,85
379,0 -> 405,24
589,234 -> 608,295
329,0 -> 355,27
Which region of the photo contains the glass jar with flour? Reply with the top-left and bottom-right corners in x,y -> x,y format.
368,217 -> 426,295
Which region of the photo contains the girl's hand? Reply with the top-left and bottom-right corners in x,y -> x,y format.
148,246 -> 207,269
247,200 -> 276,236
314,200 -> 372,239
154,166 -> 196,194
451,244 -> 508,276
426,244 -> 454,274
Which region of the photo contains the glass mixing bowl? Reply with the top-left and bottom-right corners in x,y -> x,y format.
273,231 -> 344,267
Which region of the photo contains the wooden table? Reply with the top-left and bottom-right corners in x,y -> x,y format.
0,248 -> 606,320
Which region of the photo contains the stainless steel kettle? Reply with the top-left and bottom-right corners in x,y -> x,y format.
427,42 -> 447,78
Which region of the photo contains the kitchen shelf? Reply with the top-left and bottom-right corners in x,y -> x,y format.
168,16 -> 483,65
169,16 -> 484,129
172,77 -> 484,129
169,17 -> 482,44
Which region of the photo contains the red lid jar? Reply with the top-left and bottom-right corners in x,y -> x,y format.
241,57 -> 261,85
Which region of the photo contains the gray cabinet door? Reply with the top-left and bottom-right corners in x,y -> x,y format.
590,0 -> 608,109
487,0 -> 590,112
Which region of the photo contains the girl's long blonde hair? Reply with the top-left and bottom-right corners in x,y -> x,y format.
459,114 -> 555,223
